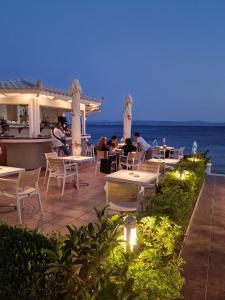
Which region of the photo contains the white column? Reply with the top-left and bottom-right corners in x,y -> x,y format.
34,97 -> 40,136
28,99 -> 34,138
82,109 -> 86,135
28,97 -> 40,138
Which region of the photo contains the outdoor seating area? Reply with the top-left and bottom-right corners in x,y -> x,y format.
0,141 -> 182,228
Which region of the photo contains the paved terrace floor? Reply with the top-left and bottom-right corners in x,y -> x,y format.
0,163 -> 106,233
181,174 -> 225,300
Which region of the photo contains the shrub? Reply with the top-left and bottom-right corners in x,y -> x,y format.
0,223 -> 56,300
150,157 -> 206,229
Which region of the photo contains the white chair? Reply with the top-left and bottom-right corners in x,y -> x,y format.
95,150 -> 117,175
86,144 -> 95,162
44,152 -> 58,179
46,158 -> 79,196
0,168 -> 42,224
138,163 -> 160,196
169,147 -> 185,159
120,151 -> 144,170
105,182 -> 144,213
152,147 -> 164,159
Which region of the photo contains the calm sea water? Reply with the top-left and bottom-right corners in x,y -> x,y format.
86,123 -> 225,174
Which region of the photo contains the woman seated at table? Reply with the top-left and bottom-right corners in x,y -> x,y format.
106,135 -> 118,149
95,137 -> 109,152
122,138 -> 137,156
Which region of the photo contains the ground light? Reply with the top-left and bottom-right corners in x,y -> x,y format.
124,215 -> 137,252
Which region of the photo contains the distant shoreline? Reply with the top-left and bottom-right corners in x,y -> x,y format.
87,120 -> 225,127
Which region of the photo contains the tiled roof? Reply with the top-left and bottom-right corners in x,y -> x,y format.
0,80 -> 35,89
0,79 -> 103,103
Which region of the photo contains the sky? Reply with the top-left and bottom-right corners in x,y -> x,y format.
1,0 -> 225,122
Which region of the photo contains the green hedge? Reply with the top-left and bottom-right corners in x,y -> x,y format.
150,157 -> 206,229
0,224 -> 56,300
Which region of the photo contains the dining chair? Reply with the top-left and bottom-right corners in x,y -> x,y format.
152,147 -> 164,159
46,158 -> 79,196
0,168 -> 42,224
95,150 -> 117,175
169,147 -> 185,159
138,163 -> 160,196
86,144 -> 95,162
44,152 -> 58,178
120,151 -> 144,170
105,181 -> 144,214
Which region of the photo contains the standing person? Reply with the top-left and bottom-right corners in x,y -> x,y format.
133,132 -> 152,160
51,123 -> 70,155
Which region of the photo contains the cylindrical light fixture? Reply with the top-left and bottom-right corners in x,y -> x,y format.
124,215 -> 137,251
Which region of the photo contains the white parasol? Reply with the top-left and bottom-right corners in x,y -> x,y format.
69,80 -> 82,156
123,94 -> 133,141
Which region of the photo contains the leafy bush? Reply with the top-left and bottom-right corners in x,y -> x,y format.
0,223 -> 56,300
150,157 -> 206,229
105,216 -> 184,300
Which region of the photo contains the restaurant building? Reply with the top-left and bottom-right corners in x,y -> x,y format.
0,80 -> 103,168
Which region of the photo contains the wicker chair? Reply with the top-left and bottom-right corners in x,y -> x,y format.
0,168 -> 42,224
138,163 -> 160,195
46,158 -> 79,196
44,152 -> 58,178
105,181 -> 144,213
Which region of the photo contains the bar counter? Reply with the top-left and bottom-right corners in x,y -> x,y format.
0,135 -> 90,169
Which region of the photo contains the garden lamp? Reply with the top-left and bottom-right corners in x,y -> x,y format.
124,215 -> 137,252
179,170 -> 185,180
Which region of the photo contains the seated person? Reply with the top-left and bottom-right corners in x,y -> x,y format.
122,138 -> 137,156
95,137 -> 109,152
106,135 -> 118,149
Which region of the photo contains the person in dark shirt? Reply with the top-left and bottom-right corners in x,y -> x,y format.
122,138 -> 136,156
106,135 -> 118,149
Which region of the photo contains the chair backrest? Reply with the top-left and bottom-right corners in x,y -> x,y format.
45,152 -> 58,160
48,158 -> 65,172
152,147 -> 161,158
19,168 -> 41,190
96,150 -> 108,160
107,182 -> 139,202
139,163 -> 160,174
179,146 -> 185,157
120,155 -> 128,164
86,144 -> 95,157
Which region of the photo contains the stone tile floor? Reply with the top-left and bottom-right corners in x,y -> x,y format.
181,175 -> 225,299
0,163 -> 106,233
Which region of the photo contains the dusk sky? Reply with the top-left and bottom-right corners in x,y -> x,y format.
1,1 -> 225,122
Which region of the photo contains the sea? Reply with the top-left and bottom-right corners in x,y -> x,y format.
86,122 -> 225,174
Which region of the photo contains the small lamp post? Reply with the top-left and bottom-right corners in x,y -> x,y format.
124,215 -> 137,252
179,169 -> 185,180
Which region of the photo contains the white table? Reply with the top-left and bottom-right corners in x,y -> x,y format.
105,169 -> 158,186
0,166 -> 25,177
57,156 -> 94,163
0,166 -> 24,209
148,158 -> 180,165
159,146 -> 174,150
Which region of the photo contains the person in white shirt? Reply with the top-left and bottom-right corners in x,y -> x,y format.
134,132 -> 152,160
51,123 -> 70,155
